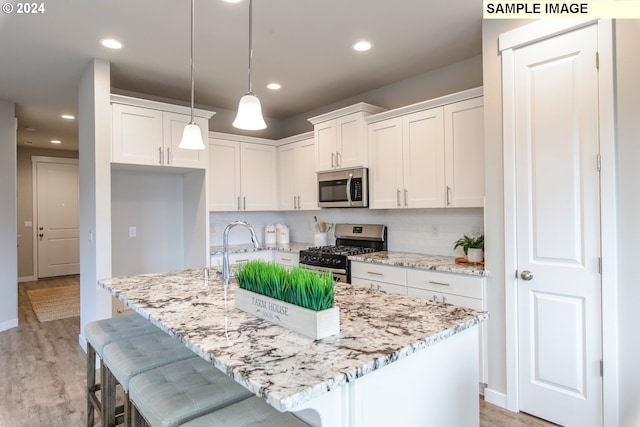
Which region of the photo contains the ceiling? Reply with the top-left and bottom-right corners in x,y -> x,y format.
0,0 -> 482,151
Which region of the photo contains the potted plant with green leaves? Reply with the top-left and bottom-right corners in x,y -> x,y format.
234,260 -> 339,339
453,233 -> 484,263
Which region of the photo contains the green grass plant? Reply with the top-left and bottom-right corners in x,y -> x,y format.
236,261 -> 334,311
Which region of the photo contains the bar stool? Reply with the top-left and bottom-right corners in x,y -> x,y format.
128,357 -> 254,427
180,396 -> 310,427
85,314 -> 160,427
101,330 -> 199,427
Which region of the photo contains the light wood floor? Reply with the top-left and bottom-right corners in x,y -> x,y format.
0,276 -> 558,427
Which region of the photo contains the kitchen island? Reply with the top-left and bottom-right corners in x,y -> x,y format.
98,268 -> 488,427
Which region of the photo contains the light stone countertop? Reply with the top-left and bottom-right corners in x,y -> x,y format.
349,251 -> 489,277
98,268 -> 488,412
210,242 -> 312,256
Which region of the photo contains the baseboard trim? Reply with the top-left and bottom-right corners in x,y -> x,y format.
484,388 -> 508,409
0,318 -> 19,332
18,276 -> 35,283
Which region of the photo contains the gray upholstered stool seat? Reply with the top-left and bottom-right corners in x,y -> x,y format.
180,396 -> 310,427
101,330 -> 198,426
129,357 -> 254,427
85,313 -> 160,427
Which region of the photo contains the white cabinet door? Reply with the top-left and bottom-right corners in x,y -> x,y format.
444,97 -> 484,207
368,117 -> 403,209
336,112 -> 366,169
296,138 -> 318,210
273,251 -> 299,269
209,138 -> 241,211
314,120 -> 337,172
279,138 -> 318,210
278,143 -> 297,210
403,108 -> 446,208
112,104 -> 164,166
240,143 -> 277,211
163,112 -> 208,168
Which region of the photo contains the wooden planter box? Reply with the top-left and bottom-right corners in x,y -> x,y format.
235,288 -> 340,340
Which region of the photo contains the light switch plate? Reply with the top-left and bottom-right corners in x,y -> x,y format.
24,221 -> 32,228
128,226 -> 137,237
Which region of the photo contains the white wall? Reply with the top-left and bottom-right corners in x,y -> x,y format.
111,169 -> 185,276
78,59 -> 112,348
210,208 -> 483,257
0,99 -> 17,332
614,19 -> 640,427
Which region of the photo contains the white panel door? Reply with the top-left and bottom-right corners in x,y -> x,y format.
36,161 -> 80,278
403,107 -> 446,208
513,25 -> 602,427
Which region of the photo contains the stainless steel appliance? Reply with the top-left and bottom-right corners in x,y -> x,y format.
317,167 -> 368,208
299,223 -> 387,282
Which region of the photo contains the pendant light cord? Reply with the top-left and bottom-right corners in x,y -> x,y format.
189,0 -> 196,123
247,0 -> 253,95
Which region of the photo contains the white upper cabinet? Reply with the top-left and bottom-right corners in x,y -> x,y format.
111,95 -> 213,169
367,88 -> 484,209
308,103 -> 385,172
444,96 -> 485,207
208,134 -> 277,212
277,135 -> 318,210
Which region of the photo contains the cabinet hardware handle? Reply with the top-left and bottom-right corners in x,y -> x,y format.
404,189 -> 408,207
237,196 -> 241,210
377,284 -> 381,291
166,147 -> 171,165
446,186 -> 452,206
336,152 -> 341,167
280,258 -> 292,262
159,147 -> 163,164
297,196 -> 301,209
442,296 -> 448,304
367,271 -> 383,276
428,280 -> 450,286
433,294 -> 439,302
293,196 -> 297,209
397,189 -> 401,207
331,152 -> 335,168
243,197 -> 246,210
236,259 -> 249,263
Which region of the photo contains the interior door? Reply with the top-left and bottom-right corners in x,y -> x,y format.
513,25 -> 602,427
36,160 -> 80,278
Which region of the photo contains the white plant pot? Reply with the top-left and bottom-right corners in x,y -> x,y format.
235,288 -> 340,340
466,248 -> 484,263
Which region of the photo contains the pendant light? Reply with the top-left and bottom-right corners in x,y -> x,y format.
179,0 -> 206,150
233,0 -> 267,130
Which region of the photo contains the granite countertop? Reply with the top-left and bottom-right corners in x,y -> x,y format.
98,269 -> 488,412
210,242 -> 312,256
349,251 -> 489,277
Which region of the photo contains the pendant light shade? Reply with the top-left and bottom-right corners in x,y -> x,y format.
179,123 -> 205,149
233,0 -> 266,130
179,0 -> 205,150
233,93 -> 266,130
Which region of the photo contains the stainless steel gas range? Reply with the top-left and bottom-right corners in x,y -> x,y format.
299,223 -> 387,283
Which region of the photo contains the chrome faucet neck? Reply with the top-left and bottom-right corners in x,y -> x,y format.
222,220 -> 261,282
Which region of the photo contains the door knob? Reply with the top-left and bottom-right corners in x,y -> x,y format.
39,233 -> 44,238
520,270 -> 534,281
39,226 -> 43,230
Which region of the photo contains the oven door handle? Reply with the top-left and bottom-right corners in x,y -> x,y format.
346,173 -> 353,205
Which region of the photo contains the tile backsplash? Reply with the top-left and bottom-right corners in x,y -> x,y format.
210,208 -> 483,257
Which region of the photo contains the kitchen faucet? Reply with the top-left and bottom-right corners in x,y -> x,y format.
222,220 -> 261,283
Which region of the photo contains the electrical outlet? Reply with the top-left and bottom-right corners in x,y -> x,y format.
128,226 -> 137,238
431,224 -> 440,237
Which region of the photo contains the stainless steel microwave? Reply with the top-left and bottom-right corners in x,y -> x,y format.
317,167 -> 368,208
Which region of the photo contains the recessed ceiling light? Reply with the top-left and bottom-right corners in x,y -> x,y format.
100,38 -> 124,49
267,83 -> 281,90
51,140 -> 61,144
61,114 -> 75,120
352,40 -> 372,52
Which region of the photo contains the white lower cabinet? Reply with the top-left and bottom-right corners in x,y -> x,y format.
350,262 -> 407,296
407,269 -> 487,385
210,251 -> 270,270
273,251 -> 299,269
